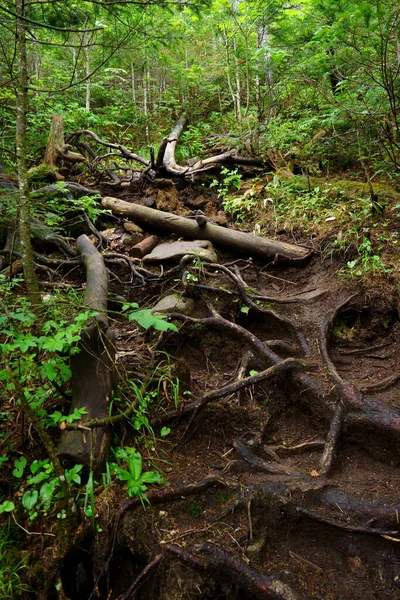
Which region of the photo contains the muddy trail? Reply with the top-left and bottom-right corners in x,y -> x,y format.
6,176 -> 400,600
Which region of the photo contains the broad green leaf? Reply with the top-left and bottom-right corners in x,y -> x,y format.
140,471 -> 164,484
40,479 -> 58,503
128,309 -> 178,332
128,453 -> 142,481
0,500 -> 14,513
29,471 -> 49,485
22,490 -> 38,510
127,482 -> 144,497
13,456 -> 27,478
116,469 -> 132,481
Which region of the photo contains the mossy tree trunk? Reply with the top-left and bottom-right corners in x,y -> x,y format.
16,0 -> 40,304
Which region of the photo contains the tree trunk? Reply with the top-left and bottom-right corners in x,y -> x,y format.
42,114 -> 87,173
44,114 -> 64,167
16,0 -> 40,305
101,197 -> 310,261
85,32 -> 91,111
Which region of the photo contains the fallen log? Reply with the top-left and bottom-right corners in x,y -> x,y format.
129,234 -> 160,259
57,234 -> 115,475
101,197 -> 310,261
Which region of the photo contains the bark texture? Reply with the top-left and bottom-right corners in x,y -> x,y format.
56,234 -> 115,474
101,197 -> 310,261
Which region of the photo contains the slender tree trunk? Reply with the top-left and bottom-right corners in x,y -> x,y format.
16,0 -> 40,304
143,66 -> 149,142
131,62 -> 136,102
231,0 -> 242,137
85,33 -> 91,111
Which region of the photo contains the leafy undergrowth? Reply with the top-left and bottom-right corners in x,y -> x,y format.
219,171 -> 400,287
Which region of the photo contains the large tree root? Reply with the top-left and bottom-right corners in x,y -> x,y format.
319,295 -> 400,470
206,262 -> 311,355
151,358 -> 305,426
166,302 -> 400,466
56,234 -> 115,474
167,542 -> 305,600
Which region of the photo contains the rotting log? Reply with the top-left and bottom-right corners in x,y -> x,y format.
57,234 -> 115,475
101,197 -> 310,261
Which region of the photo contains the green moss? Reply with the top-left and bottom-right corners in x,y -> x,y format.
27,164 -> 58,186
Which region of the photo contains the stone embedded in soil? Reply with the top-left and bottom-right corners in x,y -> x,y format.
152,293 -> 195,316
123,221 -> 144,235
143,240 -> 218,263
121,231 -> 144,246
100,226 -> 144,247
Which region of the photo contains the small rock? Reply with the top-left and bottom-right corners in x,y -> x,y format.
121,231 -> 145,246
144,240 -> 217,263
100,227 -> 116,239
144,195 -> 156,208
152,294 -> 195,316
123,222 -> 144,235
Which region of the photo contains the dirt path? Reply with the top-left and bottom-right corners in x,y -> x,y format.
64,204 -> 400,600
9,177 -> 398,599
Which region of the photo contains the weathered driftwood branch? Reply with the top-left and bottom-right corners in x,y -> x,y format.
69,116 -> 266,183
159,114 -> 265,176
57,234 -> 115,475
101,197 -> 310,261
159,114 -> 189,175
69,129 -> 150,168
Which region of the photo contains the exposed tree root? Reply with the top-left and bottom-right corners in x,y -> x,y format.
234,438 -> 311,477
318,402 -> 343,476
56,234 -> 115,474
294,507 -> 400,539
165,296 -> 400,469
167,542 -> 306,600
205,262 -> 311,355
151,358 -> 306,427
117,553 -> 163,600
320,296 -> 400,460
